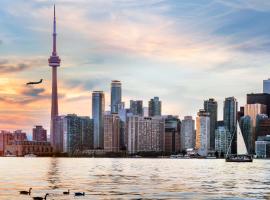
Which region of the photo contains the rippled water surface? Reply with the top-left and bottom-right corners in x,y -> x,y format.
0,158 -> 270,199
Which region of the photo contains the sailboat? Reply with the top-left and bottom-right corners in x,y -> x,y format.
226,122 -> 253,162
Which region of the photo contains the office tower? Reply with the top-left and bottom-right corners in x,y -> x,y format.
204,98 -> 218,150
80,117 -> 94,150
104,114 -> 121,152
49,6 -> 61,153
92,91 -> 105,149
164,115 -> 181,153
111,80 -> 122,114
181,116 -> 195,150
256,115 -> 270,138
244,104 -> 267,127
143,107 -> 149,117
237,106 -> 244,121
247,93 -> 270,116
255,135 -> 270,158
263,79 -> 270,94
148,97 -> 161,117
130,100 -> 143,116
239,116 -> 253,154
32,126 -> 47,142
223,97 -> 238,153
196,110 -> 210,156
215,126 -> 231,156
127,116 -> 165,154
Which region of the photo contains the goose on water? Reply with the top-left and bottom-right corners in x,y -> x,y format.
74,192 -> 85,196
32,193 -> 49,200
63,189 -> 70,195
19,188 -> 32,195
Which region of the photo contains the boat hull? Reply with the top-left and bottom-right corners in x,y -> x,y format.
226,155 -> 253,162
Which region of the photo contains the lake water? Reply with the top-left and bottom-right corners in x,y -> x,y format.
0,158 -> 269,199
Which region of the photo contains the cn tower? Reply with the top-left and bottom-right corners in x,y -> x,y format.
48,5 -> 61,152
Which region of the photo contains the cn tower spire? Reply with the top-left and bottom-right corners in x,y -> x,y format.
49,4 -> 61,153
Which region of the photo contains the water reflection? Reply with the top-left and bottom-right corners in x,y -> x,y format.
47,158 -> 60,190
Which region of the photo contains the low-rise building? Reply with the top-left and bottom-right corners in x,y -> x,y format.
255,135 -> 270,158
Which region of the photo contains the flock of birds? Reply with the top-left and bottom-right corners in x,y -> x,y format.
19,188 -> 85,199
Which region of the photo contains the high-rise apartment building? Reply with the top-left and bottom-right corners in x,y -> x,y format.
204,98 -> 218,150
196,110 -> 210,156
148,97 -> 161,117
111,80 -> 122,114
92,91 -> 105,149
127,116 -> 165,154
104,114 -> 121,152
181,116 -> 195,150
215,126 -> 231,156
32,126 -> 47,142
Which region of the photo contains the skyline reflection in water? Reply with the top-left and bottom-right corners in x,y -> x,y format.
0,158 -> 269,199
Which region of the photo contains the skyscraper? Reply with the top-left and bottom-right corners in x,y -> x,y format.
196,110 -> 210,156
164,115 -> 181,153
215,126 -> 231,156
111,80 -> 122,114
104,114 -> 121,152
148,97 -> 161,117
239,115 -> 253,154
130,100 -> 143,116
92,91 -> 105,149
204,98 -> 218,150
247,93 -> 270,116
32,126 -> 47,142
49,5 -> 61,153
181,116 -> 195,150
263,79 -> 270,94
223,97 -> 238,154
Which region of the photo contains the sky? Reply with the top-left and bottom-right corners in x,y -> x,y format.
1,0 -> 270,135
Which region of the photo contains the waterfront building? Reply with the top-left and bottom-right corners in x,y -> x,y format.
256,116 -> 270,138
255,135 -> 270,158
239,115 -> 253,154
215,126 -> 231,156
204,98 -> 218,150
164,115 -> 181,153
104,114 -> 121,152
244,104 -> 267,127
80,117 -> 94,150
111,80 -> 122,114
263,79 -> 270,94
223,97 -> 238,153
181,116 -> 195,150
148,97 -> 161,117
130,100 -> 143,116
33,126 -> 47,142
49,6 -> 61,153
196,110 -> 210,156
54,115 -> 65,153
92,91 -> 105,149
127,116 -> 165,154
247,93 -> 270,116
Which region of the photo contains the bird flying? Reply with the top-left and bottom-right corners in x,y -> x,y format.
26,79 -> 43,85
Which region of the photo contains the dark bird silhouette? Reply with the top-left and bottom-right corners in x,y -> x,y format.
32,193 -> 49,200
74,192 -> 85,196
19,188 -> 32,195
63,189 -> 70,195
26,79 -> 43,85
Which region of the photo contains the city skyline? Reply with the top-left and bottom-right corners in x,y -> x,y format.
1,0 -> 270,134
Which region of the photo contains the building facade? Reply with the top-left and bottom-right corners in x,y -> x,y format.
255,135 -> 270,158
130,100 -> 143,116
148,97 -> 161,117
244,104 -> 267,127
247,93 -> 270,116
263,79 -> 270,94
127,116 -> 165,154
204,98 -> 218,150
111,80 -> 122,114
239,115 -> 253,154
33,126 -> 47,142
196,110 -> 210,156
215,126 -> 231,156
104,114 -> 121,152
92,91 -> 105,149
164,115 -> 181,153
181,116 -> 195,150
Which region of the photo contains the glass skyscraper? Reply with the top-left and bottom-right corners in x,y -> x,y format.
240,115 -> 253,154
223,97 -> 238,153
130,100 -> 143,116
148,97 -> 162,117
92,91 -> 105,149
111,80 -> 122,114
204,98 -> 218,150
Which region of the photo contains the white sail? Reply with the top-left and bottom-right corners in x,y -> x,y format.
237,122 -> 248,155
